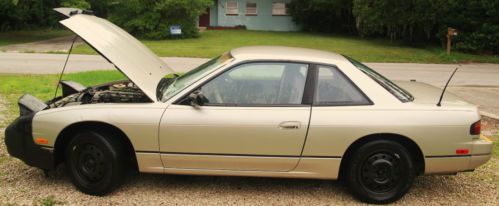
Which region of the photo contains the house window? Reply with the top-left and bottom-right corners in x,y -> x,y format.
226,0 -> 239,16
272,0 -> 289,16
246,2 -> 257,16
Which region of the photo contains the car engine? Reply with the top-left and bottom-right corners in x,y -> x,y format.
47,80 -> 151,108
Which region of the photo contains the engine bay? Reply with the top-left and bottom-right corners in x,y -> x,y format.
47,80 -> 151,108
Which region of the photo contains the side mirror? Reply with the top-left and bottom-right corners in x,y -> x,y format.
188,90 -> 205,108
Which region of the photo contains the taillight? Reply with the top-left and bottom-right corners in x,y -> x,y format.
470,120 -> 481,135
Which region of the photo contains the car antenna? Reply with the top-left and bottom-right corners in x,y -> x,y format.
53,35 -> 78,99
437,60 -> 461,107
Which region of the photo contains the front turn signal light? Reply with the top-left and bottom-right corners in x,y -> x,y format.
35,138 -> 49,145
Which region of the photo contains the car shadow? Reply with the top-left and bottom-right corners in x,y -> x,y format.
41,163 -> 485,204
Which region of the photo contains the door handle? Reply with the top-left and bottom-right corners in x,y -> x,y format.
279,121 -> 301,130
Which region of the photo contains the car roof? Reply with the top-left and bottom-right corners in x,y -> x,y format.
230,46 -> 350,65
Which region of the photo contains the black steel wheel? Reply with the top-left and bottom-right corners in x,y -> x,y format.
75,143 -> 107,183
66,131 -> 126,196
345,140 -> 415,204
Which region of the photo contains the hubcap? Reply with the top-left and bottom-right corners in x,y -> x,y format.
360,152 -> 401,193
75,144 -> 106,183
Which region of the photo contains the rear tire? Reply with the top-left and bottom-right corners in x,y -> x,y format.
345,140 -> 415,204
65,131 -> 126,196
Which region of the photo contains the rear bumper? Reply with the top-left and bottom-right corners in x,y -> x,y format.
4,113 -> 54,170
468,136 -> 493,169
425,136 -> 493,174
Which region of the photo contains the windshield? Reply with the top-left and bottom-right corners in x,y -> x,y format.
158,53 -> 233,101
345,56 -> 414,102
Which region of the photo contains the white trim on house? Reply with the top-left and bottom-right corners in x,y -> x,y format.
226,0 -> 239,16
245,1 -> 258,16
272,0 -> 289,16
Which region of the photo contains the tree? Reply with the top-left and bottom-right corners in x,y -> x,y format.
352,0 -> 499,53
109,0 -> 213,39
352,0 -> 446,42
289,0 -> 355,34
0,0 -> 61,31
61,0 -> 90,10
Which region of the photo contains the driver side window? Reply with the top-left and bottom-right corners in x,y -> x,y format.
200,62 -> 308,106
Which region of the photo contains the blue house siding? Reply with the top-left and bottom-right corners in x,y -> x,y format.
209,4 -> 219,26
210,0 -> 299,31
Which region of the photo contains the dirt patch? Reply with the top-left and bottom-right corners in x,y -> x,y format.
483,116 -> 499,136
0,36 -> 84,53
0,160 -> 497,205
0,97 -> 4,128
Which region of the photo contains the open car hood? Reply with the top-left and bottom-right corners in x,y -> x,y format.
55,8 -> 173,101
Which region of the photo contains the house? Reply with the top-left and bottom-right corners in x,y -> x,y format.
199,0 -> 299,31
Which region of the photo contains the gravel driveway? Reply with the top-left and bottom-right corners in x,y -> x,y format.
0,97 -> 497,205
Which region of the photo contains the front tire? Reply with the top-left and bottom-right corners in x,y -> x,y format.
345,140 -> 415,204
65,131 -> 126,196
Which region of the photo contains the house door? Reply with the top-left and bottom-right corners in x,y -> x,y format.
199,9 -> 210,27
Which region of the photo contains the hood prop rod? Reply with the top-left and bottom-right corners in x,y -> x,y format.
437,62 -> 460,107
54,35 -> 78,99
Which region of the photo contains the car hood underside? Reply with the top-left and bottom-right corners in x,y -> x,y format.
54,8 -> 173,101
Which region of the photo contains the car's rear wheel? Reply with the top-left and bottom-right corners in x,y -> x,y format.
345,140 -> 415,204
65,131 -> 126,196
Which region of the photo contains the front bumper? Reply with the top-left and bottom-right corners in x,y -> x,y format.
4,113 -> 54,170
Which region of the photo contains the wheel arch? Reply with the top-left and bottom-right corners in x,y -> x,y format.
339,133 -> 425,180
53,121 -> 138,171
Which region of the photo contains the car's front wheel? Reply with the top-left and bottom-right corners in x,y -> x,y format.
345,140 -> 415,204
65,131 -> 126,196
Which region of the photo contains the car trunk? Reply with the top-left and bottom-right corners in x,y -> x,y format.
395,81 -> 473,107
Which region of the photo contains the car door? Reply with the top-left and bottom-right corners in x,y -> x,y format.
159,62 -> 311,171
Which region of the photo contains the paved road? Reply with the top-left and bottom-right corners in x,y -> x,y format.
0,53 -> 206,75
1,52 -> 498,118
1,53 -> 498,87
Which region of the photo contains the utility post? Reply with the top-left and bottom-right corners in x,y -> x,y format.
447,27 -> 458,55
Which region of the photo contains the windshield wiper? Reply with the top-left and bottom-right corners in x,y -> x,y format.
156,74 -> 180,101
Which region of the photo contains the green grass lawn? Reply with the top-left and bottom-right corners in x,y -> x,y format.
72,30 -> 499,64
0,71 -> 125,119
0,29 -> 71,47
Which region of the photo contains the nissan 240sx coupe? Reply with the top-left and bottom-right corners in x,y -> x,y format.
5,8 -> 493,204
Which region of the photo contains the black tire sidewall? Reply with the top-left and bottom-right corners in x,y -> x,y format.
65,131 -> 125,196
346,140 -> 415,204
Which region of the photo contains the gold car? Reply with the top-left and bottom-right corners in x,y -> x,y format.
4,8 -> 492,204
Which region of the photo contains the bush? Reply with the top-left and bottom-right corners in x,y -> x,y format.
352,0 -> 445,42
61,0 -> 90,10
108,0 -> 213,39
0,0 -> 61,31
289,0 -> 355,34
351,0 -> 499,54
455,24 -> 499,54
445,0 -> 499,54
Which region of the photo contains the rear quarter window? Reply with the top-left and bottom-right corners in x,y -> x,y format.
344,56 -> 414,102
314,65 -> 372,106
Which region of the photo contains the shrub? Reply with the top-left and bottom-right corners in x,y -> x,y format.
108,0 -> 213,39
351,0 -> 499,54
61,0 -> 90,10
289,0 -> 355,34
0,0 -> 61,31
